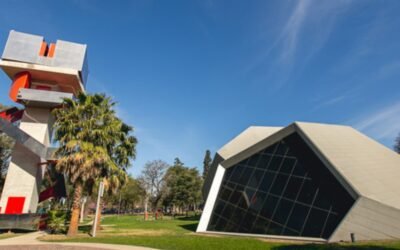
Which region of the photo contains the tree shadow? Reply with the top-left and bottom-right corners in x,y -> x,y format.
176,215 -> 201,221
78,225 -> 92,233
179,223 -> 198,232
0,229 -> 33,233
272,243 -> 400,250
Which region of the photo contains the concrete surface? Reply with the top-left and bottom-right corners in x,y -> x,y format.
0,231 -> 158,250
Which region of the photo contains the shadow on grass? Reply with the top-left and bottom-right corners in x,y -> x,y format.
272,243 -> 399,250
179,223 -> 199,232
78,225 -> 92,233
176,215 -> 201,221
0,229 -> 34,233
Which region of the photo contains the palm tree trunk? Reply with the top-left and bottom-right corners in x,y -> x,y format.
67,182 -> 82,236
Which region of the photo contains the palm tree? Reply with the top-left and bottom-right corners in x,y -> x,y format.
90,104 -> 136,234
91,166 -> 128,233
53,92 -> 137,236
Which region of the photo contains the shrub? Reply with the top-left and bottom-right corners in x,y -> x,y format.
47,210 -> 67,234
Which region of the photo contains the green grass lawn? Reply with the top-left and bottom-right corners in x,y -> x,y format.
42,214 -> 400,250
0,232 -> 19,240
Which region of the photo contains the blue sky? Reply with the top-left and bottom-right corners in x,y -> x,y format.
1,0 -> 400,176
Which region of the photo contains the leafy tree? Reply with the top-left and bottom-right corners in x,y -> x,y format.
0,134 -> 13,194
139,160 -> 169,211
395,133 -> 400,154
174,157 -> 184,167
107,176 -> 145,212
91,112 -> 137,232
53,92 -> 137,236
0,104 -> 14,194
163,160 -> 203,215
202,150 -> 212,180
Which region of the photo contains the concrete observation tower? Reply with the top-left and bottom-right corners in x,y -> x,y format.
0,30 -> 88,215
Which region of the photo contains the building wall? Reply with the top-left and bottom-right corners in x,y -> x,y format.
329,197 -> 400,242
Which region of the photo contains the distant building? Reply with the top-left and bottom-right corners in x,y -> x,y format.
197,122 -> 400,242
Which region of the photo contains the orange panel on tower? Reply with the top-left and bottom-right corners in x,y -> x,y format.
9,71 -> 31,102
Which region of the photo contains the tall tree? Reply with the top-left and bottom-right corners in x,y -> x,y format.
174,157 -> 184,167
0,104 -> 14,194
118,176 -> 146,212
202,150 -> 212,180
139,160 -> 169,211
91,101 -> 137,232
163,160 -> 203,214
395,133 -> 400,154
0,134 -> 13,194
53,92 -> 137,236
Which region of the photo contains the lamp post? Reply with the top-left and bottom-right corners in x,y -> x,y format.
91,181 -> 104,237
80,196 -> 87,223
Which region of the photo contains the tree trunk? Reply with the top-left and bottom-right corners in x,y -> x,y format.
144,196 -> 149,220
67,182 -> 82,236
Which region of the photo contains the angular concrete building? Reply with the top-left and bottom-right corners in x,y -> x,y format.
197,122 -> 400,242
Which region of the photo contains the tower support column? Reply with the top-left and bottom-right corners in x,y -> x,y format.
0,107 -> 53,214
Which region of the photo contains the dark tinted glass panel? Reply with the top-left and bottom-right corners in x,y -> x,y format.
275,141 -> 289,155
280,158 -> 296,174
240,211 -> 257,231
237,196 -> 249,210
214,200 -> 226,215
268,156 -> 284,171
247,154 -> 260,168
322,213 -> 338,239
314,192 -> 332,210
250,191 -> 266,212
239,167 -> 253,185
283,177 -> 303,200
268,221 -> 283,235
282,227 -> 299,236
297,180 -> 317,204
273,199 -> 294,225
269,174 -> 288,196
215,217 -> 228,231
257,154 -> 271,169
264,144 -> 277,154
260,195 -> 278,219
287,203 -> 309,232
259,171 -> 275,193
220,186 -> 233,201
302,208 -> 328,237
208,133 -> 355,239
292,161 -> 307,177
248,169 -> 264,188
229,190 -> 241,204
231,208 -> 245,226
222,203 -> 235,220
252,217 -> 269,234
228,165 -> 244,183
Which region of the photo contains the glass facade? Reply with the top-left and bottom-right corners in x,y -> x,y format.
207,133 -> 355,239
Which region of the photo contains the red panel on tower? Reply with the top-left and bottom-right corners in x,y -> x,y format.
5,197 -> 25,214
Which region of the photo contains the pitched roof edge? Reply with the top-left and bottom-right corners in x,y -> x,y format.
292,122 -> 360,200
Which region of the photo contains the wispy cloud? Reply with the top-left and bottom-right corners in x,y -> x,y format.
244,0 -> 352,89
351,101 -> 400,141
311,87 -> 359,112
279,0 -> 312,63
244,1 -> 313,72
377,60 -> 400,79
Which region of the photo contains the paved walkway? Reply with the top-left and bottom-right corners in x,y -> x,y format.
0,231 -> 157,250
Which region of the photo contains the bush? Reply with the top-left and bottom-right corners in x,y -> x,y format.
47,210 -> 67,234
